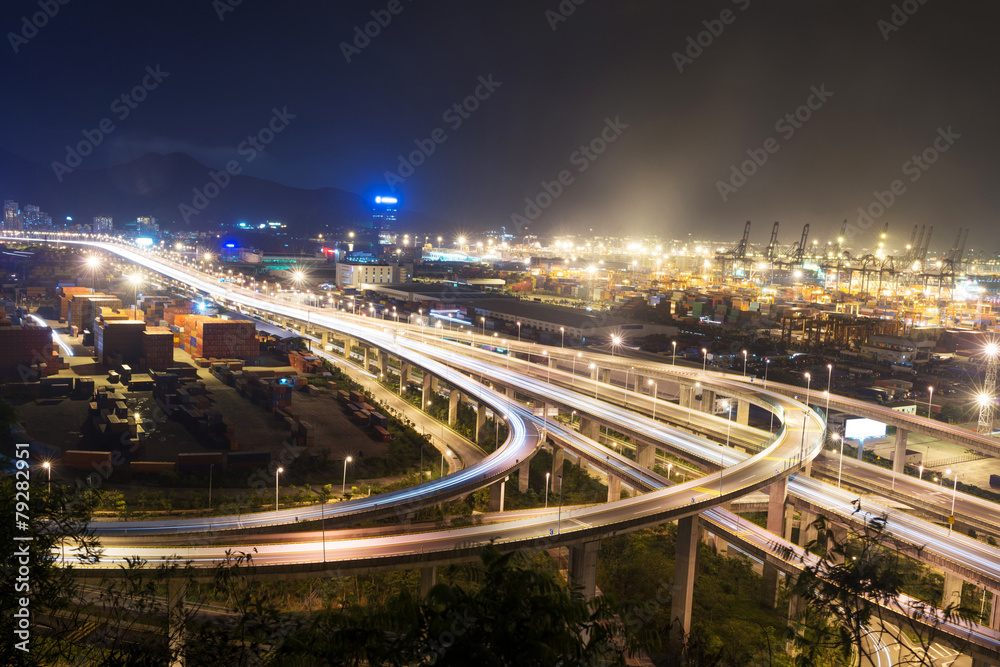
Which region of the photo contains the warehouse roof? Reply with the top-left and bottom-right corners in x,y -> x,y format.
224,312 -> 303,340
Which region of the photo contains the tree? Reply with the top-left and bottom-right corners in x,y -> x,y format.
785,503 -> 974,666
280,545 -> 648,665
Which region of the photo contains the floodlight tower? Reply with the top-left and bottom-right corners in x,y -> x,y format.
979,341 -> 999,434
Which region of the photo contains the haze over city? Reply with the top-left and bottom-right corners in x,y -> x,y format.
3,2 -> 1000,667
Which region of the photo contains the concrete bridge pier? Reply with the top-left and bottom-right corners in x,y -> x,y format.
488,478 -> 506,513
990,592 -> 1000,631
475,403 -> 487,443
167,577 -> 186,667
798,511 -> 818,548
762,478 -> 788,608
448,390 -> 460,426
552,449 -> 566,493
598,368 -> 611,384
399,362 -> 411,394
786,578 -> 806,656
578,417 -> 599,441
943,571 -> 963,608
670,515 -> 701,647
607,475 -> 622,502
518,459 -> 530,493
678,386 -> 695,409
893,428 -> 908,474
378,353 -> 388,379
700,389 -> 716,414
421,373 -> 432,407
420,566 -> 437,597
636,442 -> 656,470
363,346 -> 370,371
569,540 -> 601,601
736,400 -> 750,426
319,331 -> 329,350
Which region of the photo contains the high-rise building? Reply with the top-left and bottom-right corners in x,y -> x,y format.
3,200 -> 22,231
137,216 -> 158,233
21,205 -> 50,230
371,195 -> 398,243
93,216 -> 113,234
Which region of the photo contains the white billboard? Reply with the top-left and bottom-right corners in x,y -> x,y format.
845,417 -> 887,441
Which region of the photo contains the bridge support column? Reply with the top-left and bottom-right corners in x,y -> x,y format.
518,459 -> 530,493
569,540 -> 601,601
400,362 -> 411,394
448,390 -> 460,426
598,368 -> 611,384
488,478 -> 506,513
670,515 -> 701,647
320,331 -> 329,350
636,442 -> 655,470
892,428 -> 908,474
762,478 -> 788,608
798,511 -> 818,547
379,353 -> 388,379
475,403 -> 487,443
943,571 -> 963,608
736,400 -> 750,426
827,523 -> 848,565
167,577 -> 186,667
786,581 -> 806,656
420,566 -> 437,597
421,373 -> 432,407
700,389 -> 715,414
552,449 -> 566,493
990,591 -> 999,631
679,386 -> 694,409
363,346 -> 370,371
578,417 -> 599,441
607,475 -> 621,502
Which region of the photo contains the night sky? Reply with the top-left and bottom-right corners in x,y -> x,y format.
2,0 -> 998,249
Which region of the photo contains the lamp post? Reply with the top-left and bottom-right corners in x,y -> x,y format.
560,327 -> 565,348
545,472 -> 550,509
557,474 -> 564,534
804,372 -> 811,408
648,379 -> 658,421
275,467 -> 283,512
764,358 -> 770,388
517,321 -> 521,346
742,349 -> 748,377
927,386 -> 934,419
43,461 -> 50,494
572,352 -> 581,387
480,316 -> 486,338
672,340 -> 677,366
611,334 -> 622,357
832,433 -> 845,489
590,363 -> 598,399
946,468 -> 958,534
918,464 -> 923,481
342,456 -> 352,495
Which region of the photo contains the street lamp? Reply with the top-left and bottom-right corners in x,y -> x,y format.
611,334 -> 622,356
557,474 -> 564,534
275,467 -> 283,511
480,316 -> 486,338
441,449 -> 452,477
832,433 -> 845,489
918,464 -> 923,481
342,456 -> 352,495
702,347 -> 708,371
742,349 -> 748,377
946,468 -> 958,534
927,386 -> 934,419
545,472 -> 550,509
589,363 -> 598,399
560,327 -> 565,348
672,340 -> 677,365
804,372 -> 812,408
43,461 -> 50,494
648,379 -> 658,421
826,364 -> 833,414
517,321 -> 521,345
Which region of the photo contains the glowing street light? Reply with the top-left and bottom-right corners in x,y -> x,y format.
342,456 -> 353,495
671,340 -> 677,365
927,386 -> 934,419
742,349 -> 748,377
43,461 -> 51,493
275,467 -> 283,511
946,468 -> 958,535
611,334 -> 623,356
545,472 -> 550,509
648,379 -> 659,421
702,347 -> 708,372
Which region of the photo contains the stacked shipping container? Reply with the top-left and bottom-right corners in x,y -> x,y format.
0,324 -> 56,377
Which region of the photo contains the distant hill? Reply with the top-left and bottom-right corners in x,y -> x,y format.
0,149 -> 434,233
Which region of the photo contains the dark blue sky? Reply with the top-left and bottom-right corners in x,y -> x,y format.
2,0 -> 998,250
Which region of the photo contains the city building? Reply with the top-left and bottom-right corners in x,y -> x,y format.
372,195 -> 398,244
3,200 -> 22,231
335,262 -> 403,289
93,216 -> 113,234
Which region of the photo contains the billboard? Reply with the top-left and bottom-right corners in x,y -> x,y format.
845,417 -> 887,440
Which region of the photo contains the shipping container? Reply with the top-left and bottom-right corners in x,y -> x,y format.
63,450 -> 113,470
370,412 -> 388,428
373,425 -> 392,442
353,409 -> 371,426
